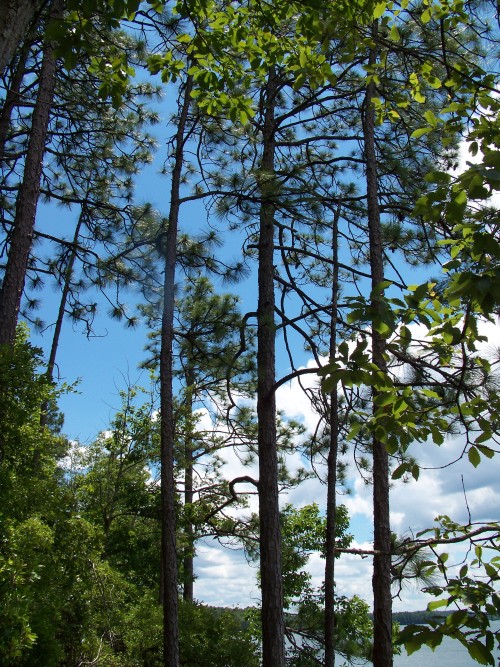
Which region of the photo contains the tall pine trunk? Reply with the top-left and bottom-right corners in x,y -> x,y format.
0,40 -> 31,158
257,68 -> 285,667
159,73 -> 193,667
0,0 -> 44,74
182,372 -> 195,602
363,22 -> 393,667
0,0 -> 62,347
324,202 -> 341,667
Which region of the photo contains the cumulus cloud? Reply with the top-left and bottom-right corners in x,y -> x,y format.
191,316 -> 500,613
194,539 -> 260,607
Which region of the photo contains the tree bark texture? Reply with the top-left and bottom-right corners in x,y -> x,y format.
0,0 -> 62,347
0,40 -> 31,158
183,375 -> 195,603
324,203 -> 341,667
257,68 -> 285,667
159,73 -> 192,667
364,22 -> 393,667
0,0 -> 44,74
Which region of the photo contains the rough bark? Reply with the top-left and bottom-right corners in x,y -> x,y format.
0,40 -> 31,158
364,22 -> 393,667
0,0 -> 45,74
0,0 -> 62,347
257,68 -> 285,667
324,203 -> 341,667
182,374 -> 195,603
159,73 -> 193,667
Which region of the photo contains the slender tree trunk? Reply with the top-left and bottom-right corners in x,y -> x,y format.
0,40 -> 31,158
324,202 -> 341,667
257,68 -> 285,667
364,22 -> 393,667
183,373 -> 195,602
159,73 -> 193,667
0,0 -> 62,347
46,207 -> 85,384
39,206 -> 85,432
0,0 -> 45,74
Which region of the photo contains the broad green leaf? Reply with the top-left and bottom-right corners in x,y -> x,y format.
392,463 -> 408,480
428,599 -> 448,611
468,446 -> 481,468
476,445 -> 495,459
390,24 -> 400,41
424,109 -> 438,127
412,126 -> 431,138
467,641 -> 494,666
373,1 -> 387,19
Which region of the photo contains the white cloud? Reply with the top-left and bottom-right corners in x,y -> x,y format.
190,317 -> 500,616
194,539 -> 259,607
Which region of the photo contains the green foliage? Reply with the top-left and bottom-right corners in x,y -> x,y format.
73,385 -> 160,588
286,594 -> 373,666
279,503 -> 351,607
0,328 -> 68,519
124,595 -> 260,666
0,332 -> 137,665
397,516 -> 500,665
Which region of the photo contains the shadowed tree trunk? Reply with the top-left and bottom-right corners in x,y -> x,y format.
257,67 -> 285,667
0,40 -> 32,157
364,21 -> 393,667
324,202 -> 341,667
0,0 -> 63,347
159,73 -> 193,667
0,0 -> 45,74
182,373 -> 195,603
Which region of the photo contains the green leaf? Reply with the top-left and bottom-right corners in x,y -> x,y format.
476,445 -> 495,459
373,2 -> 387,19
389,24 -> 400,41
412,126 -> 431,138
347,422 -> 363,441
468,446 -> 481,468
428,599 -> 448,611
392,463 -> 408,480
467,640 -> 494,666
424,109 -> 438,127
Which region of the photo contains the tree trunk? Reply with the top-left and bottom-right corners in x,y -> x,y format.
0,0 -> 44,75
46,207 -> 85,383
0,39 -> 31,158
257,68 -> 285,667
183,373 -> 195,602
39,206 -> 85,432
0,0 -> 62,347
324,202 -> 341,667
159,73 -> 193,667
363,22 -> 393,667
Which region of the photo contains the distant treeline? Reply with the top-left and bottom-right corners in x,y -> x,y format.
393,610 -> 452,626
211,607 -> 498,628
393,610 -> 500,626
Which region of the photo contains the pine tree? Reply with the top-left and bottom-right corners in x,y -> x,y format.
0,0 -> 63,346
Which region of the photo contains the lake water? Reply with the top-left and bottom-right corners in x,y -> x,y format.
394,621 -> 500,666
291,621 -> 499,665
